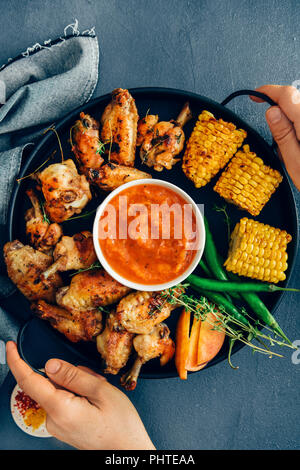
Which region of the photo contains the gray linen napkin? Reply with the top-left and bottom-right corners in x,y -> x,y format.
0,22 -> 99,386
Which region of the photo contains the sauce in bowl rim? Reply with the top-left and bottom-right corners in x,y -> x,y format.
93,179 -> 205,291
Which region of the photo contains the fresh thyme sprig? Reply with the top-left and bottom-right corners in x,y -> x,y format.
213,203 -> 231,242
69,123 -> 78,149
40,201 -> 50,224
161,285 -> 295,359
107,121 -> 113,162
16,156 -> 52,183
97,305 -> 111,315
63,208 -> 97,222
17,126 -> 63,184
70,119 -> 107,159
141,135 -> 169,164
96,140 -> 106,155
69,261 -> 102,277
43,126 -> 64,162
227,339 -> 239,369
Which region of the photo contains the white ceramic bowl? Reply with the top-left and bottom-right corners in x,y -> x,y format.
93,179 -> 205,291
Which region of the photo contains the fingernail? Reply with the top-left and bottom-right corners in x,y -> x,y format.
46,359 -> 61,374
267,107 -> 282,123
6,341 -> 15,352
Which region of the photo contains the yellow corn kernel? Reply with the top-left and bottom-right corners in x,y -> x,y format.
224,217 -> 292,283
214,145 -> 282,216
182,110 -> 247,188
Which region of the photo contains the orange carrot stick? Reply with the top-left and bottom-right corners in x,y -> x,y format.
186,315 -> 201,371
175,308 -> 191,380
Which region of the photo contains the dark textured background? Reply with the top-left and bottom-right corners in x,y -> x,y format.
0,0 -> 299,450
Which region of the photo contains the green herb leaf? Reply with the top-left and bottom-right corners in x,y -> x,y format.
96,140 -> 106,155
70,261 -> 102,277
213,203 -> 232,242
63,208 -> 97,222
97,305 -> 111,314
40,201 -> 50,224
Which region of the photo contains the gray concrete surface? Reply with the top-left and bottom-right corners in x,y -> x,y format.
0,0 -> 299,450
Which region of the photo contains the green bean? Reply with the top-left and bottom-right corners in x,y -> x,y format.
190,285 -> 250,328
199,259 -> 232,302
203,216 -> 228,280
199,259 -> 212,278
226,272 -> 292,345
187,274 -> 300,293
203,216 -> 240,299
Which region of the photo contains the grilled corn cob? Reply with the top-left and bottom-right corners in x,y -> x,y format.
214,145 -> 282,216
224,217 -> 292,283
182,110 -> 247,188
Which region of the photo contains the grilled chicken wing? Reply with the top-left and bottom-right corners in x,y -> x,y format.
96,312 -> 134,374
87,162 -> 151,192
71,112 -> 104,172
3,240 -> 62,302
136,114 -> 158,146
32,300 -> 102,342
35,159 -> 92,223
121,323 -> 175,390
56,269 -> 131,313
43,231 -> 97,279
25,189 -> 63,254
140,102 -> 192,171
115,288 -> 182,335
101,88 -> 138,167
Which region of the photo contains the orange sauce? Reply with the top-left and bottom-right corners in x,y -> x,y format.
99,184 -> 198,285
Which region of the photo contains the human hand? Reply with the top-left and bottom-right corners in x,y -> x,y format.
251,84 -> 300,191
6,341 -> 155,450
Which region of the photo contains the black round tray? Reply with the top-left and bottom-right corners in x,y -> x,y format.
6,87 -> 299,379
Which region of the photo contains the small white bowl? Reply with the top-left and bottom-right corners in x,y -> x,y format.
93,179 -> 205,291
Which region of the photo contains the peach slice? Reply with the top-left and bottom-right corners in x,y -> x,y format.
197,311 -> 225,365
186,361 -> 208,372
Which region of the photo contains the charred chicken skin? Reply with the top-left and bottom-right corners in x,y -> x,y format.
96,312 -> 134,374
35,159 -> 92,223
4,240 -> 62,302
101,88 -> 139,167
136,114 -> 158,146
32,300 -> 102,342
87,162 -> 151,192
115,288 -> 182,335
25,189 -> 62,254
121,323 -> 175,390
56,269 -> 131,313
139,102 -> 192,171
43,231 -> 97,279
71,112 -> 104,172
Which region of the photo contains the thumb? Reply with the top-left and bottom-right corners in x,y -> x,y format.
45,359 -> 106,401
266,106 -> 300,190
266,106 -> 295,146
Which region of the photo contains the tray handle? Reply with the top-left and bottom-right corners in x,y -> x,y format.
221,89 -> 277,107
221,89 -> 278,152
17,318 -> 47,378
17,316 -> 101,377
